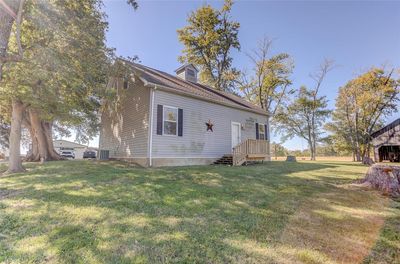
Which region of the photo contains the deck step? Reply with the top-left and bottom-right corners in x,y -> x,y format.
213,154 -> 233,165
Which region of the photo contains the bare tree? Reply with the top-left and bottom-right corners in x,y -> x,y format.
309,59 -> 335,160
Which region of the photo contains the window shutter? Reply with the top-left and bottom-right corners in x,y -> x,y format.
255,123 -> 259,139
265,124 -> 268,141
178,108 -> 183,137
157,105 -> 163,135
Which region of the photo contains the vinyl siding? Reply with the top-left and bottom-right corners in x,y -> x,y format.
99,78 -> 150,158
152,89 -> 269,158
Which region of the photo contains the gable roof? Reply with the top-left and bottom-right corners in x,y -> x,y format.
174,64 -> 198,73
53,139 -> 87,148
371,118 -> 400,138
121,60 -> 269,116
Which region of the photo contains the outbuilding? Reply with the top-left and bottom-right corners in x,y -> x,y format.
53,140 -> 88,159
371,119 -> 400,162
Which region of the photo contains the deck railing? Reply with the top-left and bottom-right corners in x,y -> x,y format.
232,139 -> 270,166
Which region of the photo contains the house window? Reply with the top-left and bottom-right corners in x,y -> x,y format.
123,80 -> 129,89
259,123 -> 265,140
187,68 -> 195,77
163,106 -> 178,135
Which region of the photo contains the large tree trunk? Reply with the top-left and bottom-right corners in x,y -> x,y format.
5,99 -> 25,174
311,140 -> 316,161
42,121 -> 61,160
29,109 -> 49,162
362,165 -> 400,197
0,0 -> 21,80
26,109 -> 61,162
25,121 -> 39,161
307,139 -> 315,161
355,146 -> 362,162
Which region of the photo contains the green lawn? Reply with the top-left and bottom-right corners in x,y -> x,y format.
0,160 -> 399,263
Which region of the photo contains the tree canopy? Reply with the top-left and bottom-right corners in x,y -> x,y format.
326,68 -> 399,161
177,0 -> 240,91
239,37 -> 294,114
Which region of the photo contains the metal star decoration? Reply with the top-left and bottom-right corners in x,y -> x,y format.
206,120 -> 214,132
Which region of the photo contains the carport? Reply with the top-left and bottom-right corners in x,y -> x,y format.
378,145 -> 400,162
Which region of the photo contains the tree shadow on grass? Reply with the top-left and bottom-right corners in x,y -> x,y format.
0,160 -> 379,263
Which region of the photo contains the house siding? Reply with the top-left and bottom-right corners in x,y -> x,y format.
151,89 -> 269,161
99,78 -> 150,164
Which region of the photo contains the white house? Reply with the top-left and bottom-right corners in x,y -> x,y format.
99,60 -> 270,167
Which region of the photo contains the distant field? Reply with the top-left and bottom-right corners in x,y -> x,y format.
273,156 -> 354,162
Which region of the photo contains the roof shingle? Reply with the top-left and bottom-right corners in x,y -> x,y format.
123,61 -> 268,116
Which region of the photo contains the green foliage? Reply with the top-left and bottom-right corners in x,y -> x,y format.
275,86 -> 331,144
239,38 -> 294,113
271,142 -> 288,157
326,68 -> 399,160
177,0 -> 240,91
126,0 -> 139,10
0,0 -> 112,142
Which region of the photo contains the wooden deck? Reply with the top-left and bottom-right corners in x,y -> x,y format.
232,139 -> 270,166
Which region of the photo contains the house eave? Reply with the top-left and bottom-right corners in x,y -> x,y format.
143,81 -> 270,117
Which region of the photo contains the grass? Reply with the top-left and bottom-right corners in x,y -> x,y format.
0,160 -> 399,263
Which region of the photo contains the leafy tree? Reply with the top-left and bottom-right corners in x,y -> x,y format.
271,142 -> 288,159
1,0 -> 139,173
274,60 -> 334,160
0,0 -> 25,80
326,68 -> 399,161
177,0 -> 240,91
238,37 -> 294,114
1,0 -> 111,172
275,86 -> 331,160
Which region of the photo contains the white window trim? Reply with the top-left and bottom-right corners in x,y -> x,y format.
258,123 -> 266,140
162,105 -> 178,136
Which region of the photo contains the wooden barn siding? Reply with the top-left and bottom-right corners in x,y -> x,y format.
372,124 -> 400,161
151,90 -> 269,158
372,124 -> 400,147
99,79 -> 150,158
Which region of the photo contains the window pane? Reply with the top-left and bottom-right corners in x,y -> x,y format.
187,69 -> 195,77
164,107 -> 177,122
259,134 -> 265,140
259,125 -> 265,133
164,121 -> 177,135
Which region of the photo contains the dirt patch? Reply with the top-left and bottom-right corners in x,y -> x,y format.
279,184 -> 391,263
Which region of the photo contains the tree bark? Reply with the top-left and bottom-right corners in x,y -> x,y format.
42,121 -> 61,160
24,120 -> 39,161
5,99 -> 25,174
26,109 -> 61,162
307,139 -> 315,161
362,165 -> 400,197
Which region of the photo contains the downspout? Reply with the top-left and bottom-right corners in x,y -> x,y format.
148,85 -> 156,167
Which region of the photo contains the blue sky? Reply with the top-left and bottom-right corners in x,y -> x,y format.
81,0 -> 400,150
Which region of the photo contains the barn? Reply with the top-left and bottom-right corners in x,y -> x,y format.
371,119 -> 400,162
